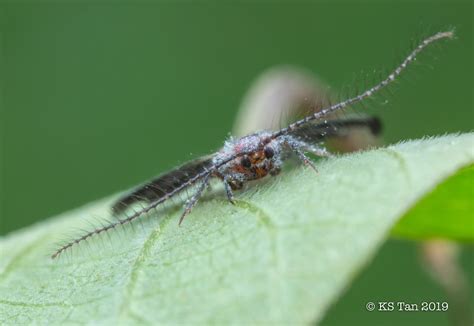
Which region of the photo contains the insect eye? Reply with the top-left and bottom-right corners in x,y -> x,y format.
241,156 -> 252,168
264,147 -> 274,158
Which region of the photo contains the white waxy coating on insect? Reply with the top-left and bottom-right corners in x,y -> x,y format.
214,131 -> 273,165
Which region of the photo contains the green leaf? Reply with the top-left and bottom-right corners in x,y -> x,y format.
1,133 -> 473,324
392,163 -> 474,241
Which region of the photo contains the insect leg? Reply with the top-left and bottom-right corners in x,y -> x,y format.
283,137 -> 318,173
270,166 -> 281,176
178,172 -> 211,225
302,144 -> 333,158
293,147 -> 318,172
223,177 -> 236,204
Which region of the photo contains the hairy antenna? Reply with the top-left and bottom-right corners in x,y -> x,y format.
273,30 -> 454,138
52,153 -> 239,259
51,169 -> 212,259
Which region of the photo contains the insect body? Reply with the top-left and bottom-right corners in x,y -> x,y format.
52,31 -> 453,259
216,116 -> 383,189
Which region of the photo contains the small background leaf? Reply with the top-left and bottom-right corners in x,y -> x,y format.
0,133 -> 473,324
392,164 -> 474,241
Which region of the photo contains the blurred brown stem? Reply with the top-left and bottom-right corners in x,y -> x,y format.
420,240 -> 473,326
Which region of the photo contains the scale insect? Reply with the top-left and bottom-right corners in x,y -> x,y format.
52,31 -> 453,259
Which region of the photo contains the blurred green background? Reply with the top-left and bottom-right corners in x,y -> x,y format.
1,1 -> 472,325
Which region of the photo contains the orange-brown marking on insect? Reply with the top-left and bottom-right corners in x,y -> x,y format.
232,165 -> 246,173
249,151 -> 265,165
254,166 -> 269,178
232,150 -> 267,174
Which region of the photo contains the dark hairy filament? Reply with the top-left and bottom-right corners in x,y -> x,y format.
51,168 -> 214,259
272,31 -> 454,139
52,153 -> 242,259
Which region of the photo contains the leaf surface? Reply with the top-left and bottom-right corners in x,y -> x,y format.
0,133 -> 473,324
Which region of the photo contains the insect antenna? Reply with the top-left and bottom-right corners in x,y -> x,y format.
51,168 -> 215,259
272,30 -> 454,139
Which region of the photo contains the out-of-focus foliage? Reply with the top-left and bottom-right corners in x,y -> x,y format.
393,164 -> 474,242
